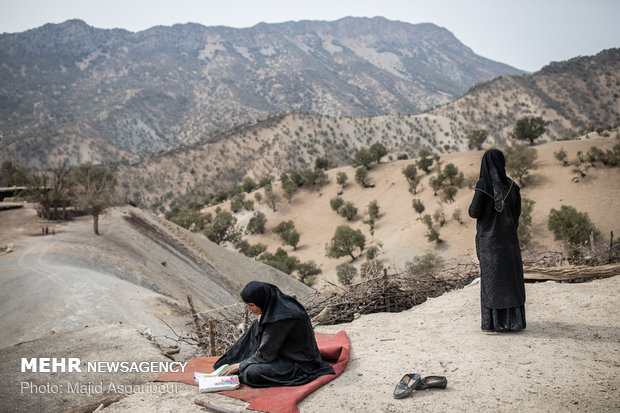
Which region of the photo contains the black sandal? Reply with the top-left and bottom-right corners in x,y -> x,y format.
418,375 -> 448,390
393,373 -> 421,399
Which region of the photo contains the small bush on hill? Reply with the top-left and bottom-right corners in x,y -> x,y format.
336,263 -> 357,286
405,252 -> 444,277
548,205 -> 599,245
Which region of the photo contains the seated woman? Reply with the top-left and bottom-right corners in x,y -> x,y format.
214,281 -> 335,387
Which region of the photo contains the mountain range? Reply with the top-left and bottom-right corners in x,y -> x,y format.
115,48 -> 620,210
0,17 -> 523,169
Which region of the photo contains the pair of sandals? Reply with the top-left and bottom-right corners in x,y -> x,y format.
393,373 -> 448,399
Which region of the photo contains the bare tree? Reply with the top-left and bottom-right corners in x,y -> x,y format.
70,163 -> 117,235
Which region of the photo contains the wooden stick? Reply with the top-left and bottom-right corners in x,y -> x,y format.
524,263 -> 620,282
209,320 -> 216,356
193,399 -> 245,413
187,294 -> 207,348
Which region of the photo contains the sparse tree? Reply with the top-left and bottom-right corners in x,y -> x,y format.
282,180 -> 296,203
443,163 -> 459,186
296,261 -> 321,287
70,163 -> 117,235
246,211 -> 267,234
339,201 -> 358,221
264,184 -> 279,212
367,200 -> 380,221
205,210 -> 242,245
364,200 -> 380,233
402,164 -> 417,183
284,230 -> 300,250
433,207 -> 446,227
336,171 -> 348,189
352,147 -> 374,168
511,116 -> 550,145
412,199 -> 425,219
336,262 -> 357,286
355,166 -> 369,187
230,193 -> 244,213
273,220 -> 295,235
244,243 -> 268,259
548,205 -> 599,245
416,150 -> 433,173
452,208 -> 463,224
554,148 -> 569,166
426,227 -> 442,244
429,175 -> 443,196
365,245 -> 381,260
259,248 -> 299,275
442,186 -> 458,203
467,129 -> 488,150
402,164 -> 421,194
314,157 -> 333,171
330,196 -> 344,212
405,252 -> 444,277
369,142 -> 388,164
1,161 -> 29,186
241,177 -> 257,193
518,197 -> 535,246
28,162 -> 73,221
326,225 -> 366,261
167,208 -> 208,232
421,213 -> 433,229
504,143 -> 538,187
586,146 -> 605,167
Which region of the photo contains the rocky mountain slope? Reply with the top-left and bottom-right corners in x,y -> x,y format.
114,49 -> 620,210
0,17 -> 522,169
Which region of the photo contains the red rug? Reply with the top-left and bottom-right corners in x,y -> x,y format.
155,330 -> 349,413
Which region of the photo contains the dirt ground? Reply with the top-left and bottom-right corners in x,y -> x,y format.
101,275 -> 620,413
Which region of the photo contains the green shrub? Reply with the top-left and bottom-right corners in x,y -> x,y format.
518,197 -> 535,246
330,196 -> 344,212
336,263 -> 357,286
548,205 -> 599,245
246,211 -> 267,234
339,201 -> 358,220
405,252 -> 444,277
296,261 -> 321,287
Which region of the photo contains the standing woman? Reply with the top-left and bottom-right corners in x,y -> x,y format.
214,281 -> 334,386
468,149 -> 526,332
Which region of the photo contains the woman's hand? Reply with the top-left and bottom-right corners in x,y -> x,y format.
221,363 -> 240,376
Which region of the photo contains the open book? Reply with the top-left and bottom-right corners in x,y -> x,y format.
193,365 -> 240,392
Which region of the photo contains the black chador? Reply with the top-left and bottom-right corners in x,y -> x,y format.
469,149 -> 526,331
214,281 -> 334,387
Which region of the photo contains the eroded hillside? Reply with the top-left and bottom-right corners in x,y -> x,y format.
201,136 -> 620,291
117,49 -> 620,210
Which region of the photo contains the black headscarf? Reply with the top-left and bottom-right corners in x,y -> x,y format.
240,281 -> 308,325
476,149 -> 513,212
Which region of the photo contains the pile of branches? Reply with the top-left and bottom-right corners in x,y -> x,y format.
523,234 -> 619,268
306,266 -> 479,326
156,295 -> 248,358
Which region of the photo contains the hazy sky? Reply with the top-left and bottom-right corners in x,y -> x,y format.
1,0 -> 619,72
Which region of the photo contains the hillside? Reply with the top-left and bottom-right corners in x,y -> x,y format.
0,17 -> 522,169
202,136 -> 620,291
0,204 -> 313,349
430,48 -> 620,145
115,49 -> 620,210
